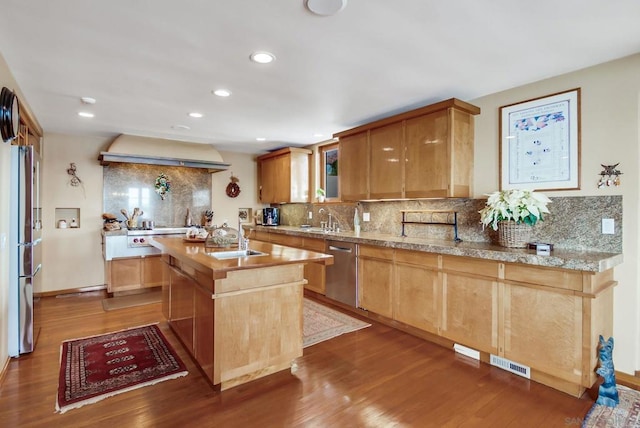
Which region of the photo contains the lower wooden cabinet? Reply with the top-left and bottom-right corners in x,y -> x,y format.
193,283 -> 215,383
356,247 -> 615,397
357,246 -> 394,318
168,265 -> 194,352
105,254 -> 163,293
394,249 -> 439,334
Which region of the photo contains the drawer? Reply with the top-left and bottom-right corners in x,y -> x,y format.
395,249 -> 439,268
270,234 -> 304,248
303,237 -> 326,252
504,263 -> 582,291
359,245 -> 394,260
442,255 -> 499,278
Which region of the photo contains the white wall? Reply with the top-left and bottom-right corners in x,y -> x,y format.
211,151 -> 265,227
471,53 -> 640,374
40,133 -> 110,293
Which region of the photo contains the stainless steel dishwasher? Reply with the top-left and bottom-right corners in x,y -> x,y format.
325,240 -> 358,307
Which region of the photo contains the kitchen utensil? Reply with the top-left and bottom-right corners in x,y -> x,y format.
121,208 -> 129,220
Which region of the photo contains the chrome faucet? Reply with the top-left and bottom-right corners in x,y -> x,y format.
238,217 -> 248,250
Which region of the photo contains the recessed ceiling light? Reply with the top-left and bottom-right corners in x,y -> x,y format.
256,137 -> 267,141
78,112 -> 94,118
172,124 -> 191,130
313,133 -> 324,138
188,112 -> 203,118
250,51 -> 276,64
306,0 -> 347,16
213,89 -> 231,97
80,96 -> 96,105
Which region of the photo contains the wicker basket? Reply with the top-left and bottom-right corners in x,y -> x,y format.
498,221 -> 532,248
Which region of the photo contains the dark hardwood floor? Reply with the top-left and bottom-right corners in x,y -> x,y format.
0,291 -> 594,427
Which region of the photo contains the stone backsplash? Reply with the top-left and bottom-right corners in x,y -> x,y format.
103,163 -> 211,227
276,195 -> 622,253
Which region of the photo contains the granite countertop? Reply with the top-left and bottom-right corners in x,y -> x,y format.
149,237 -> 333,279
247,225 -> 623,273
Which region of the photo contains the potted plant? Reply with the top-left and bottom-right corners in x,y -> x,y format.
479,189 -> 551,248
316,188 -> 326,203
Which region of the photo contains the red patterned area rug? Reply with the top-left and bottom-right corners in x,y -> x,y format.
56,324 -> 187,414
582,385 -> 640,427
303,298 -> 370,348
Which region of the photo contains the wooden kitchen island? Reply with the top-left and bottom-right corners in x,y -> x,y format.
150,237 -> 333,391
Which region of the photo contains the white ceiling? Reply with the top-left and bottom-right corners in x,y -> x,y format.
1,1 -> 640,154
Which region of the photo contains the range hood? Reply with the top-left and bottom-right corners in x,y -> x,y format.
99,135 -> 231,172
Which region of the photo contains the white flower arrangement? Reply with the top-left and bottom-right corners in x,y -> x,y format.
479,189 -> 551,231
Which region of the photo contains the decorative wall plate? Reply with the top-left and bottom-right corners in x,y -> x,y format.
1,87 -> 20,142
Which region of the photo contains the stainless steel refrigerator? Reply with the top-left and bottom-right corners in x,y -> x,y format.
8,145 -> 42,356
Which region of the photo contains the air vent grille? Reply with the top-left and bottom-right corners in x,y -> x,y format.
490,354 -> 531,379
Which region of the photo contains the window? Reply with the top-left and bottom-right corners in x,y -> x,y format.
320,143 -> 339,200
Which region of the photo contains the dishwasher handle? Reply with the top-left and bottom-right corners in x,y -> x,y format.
328,245 -> 353,253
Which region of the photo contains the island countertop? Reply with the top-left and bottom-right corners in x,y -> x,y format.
247,225 -> 622,273
150,236 -> 333,279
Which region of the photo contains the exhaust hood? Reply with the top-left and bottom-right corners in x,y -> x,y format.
99,135 -> 230,172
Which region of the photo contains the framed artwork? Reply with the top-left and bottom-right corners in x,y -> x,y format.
319,142 -> 339,200
238,208 -> 252,223
499,88 -> 581,191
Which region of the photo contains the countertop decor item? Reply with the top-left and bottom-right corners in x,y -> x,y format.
479,189 -> 551,248
154,173 -> 171,200
56,324 -> 187,413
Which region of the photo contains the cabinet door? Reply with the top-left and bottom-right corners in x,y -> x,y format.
161,257 -> 170,319
260,155 -> 290,203
502,284 -> 583,385
339,132 -> 369,201
142,255 -> 163,288
302,238 -> 327,295
404,110 -> 450,198
369,122 -> 404,199
194,284 -> 214,384
108,257 -> 142,292
441,272 -> 498,354
169,266 -> 194,352
358,247 -> 394,318
394,251 -> 440,334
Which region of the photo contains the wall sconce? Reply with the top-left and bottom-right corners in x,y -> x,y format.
598,163 -> 622,188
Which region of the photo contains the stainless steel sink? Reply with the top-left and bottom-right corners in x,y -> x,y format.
206,249 -> 269,260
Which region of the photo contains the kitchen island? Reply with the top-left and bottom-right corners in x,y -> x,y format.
150,237 -> 333,391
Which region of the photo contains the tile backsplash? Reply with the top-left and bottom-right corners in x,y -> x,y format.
103,164 -> 211,227
277,195 -> 622,253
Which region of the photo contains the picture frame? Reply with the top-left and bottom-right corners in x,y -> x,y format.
499,88 -> 581,191
238,208 -> 252,223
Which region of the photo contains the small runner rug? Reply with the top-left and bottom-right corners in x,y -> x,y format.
303,298 -> 370,348
56,324 -> 187,414
582,385 -> 640,427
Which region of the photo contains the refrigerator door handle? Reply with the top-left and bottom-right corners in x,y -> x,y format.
20,263 -> 41,279
18,238 -> 42,247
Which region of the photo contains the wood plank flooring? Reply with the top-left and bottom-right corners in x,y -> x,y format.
0,291 -> 594,427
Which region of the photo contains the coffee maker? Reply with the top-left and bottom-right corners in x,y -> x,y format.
262,207 -> 280,226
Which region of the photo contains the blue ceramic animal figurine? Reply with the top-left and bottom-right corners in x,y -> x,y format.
595,335 -> 619,407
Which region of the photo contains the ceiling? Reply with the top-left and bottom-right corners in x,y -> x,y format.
1,1 -> 640,154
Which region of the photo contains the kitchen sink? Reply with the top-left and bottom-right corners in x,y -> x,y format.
206,249 -> 269,260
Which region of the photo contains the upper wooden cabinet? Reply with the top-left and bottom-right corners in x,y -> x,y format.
334,98 -> 480,201
257,147 -> 311,203
369,122 -> 404,199
338,132 -> 369,202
